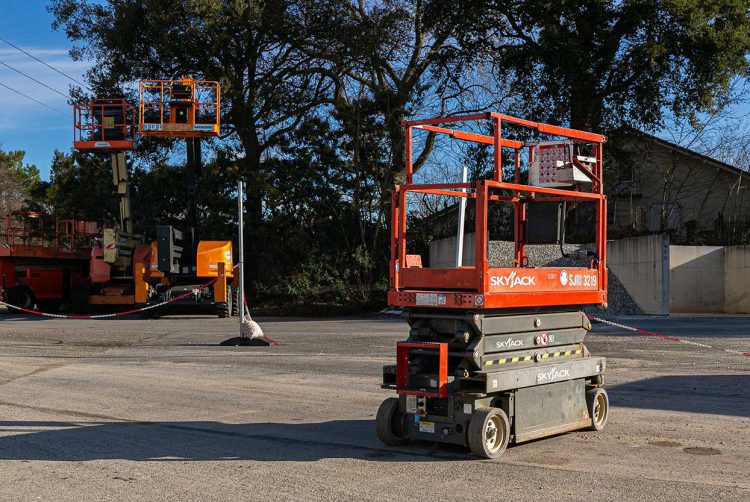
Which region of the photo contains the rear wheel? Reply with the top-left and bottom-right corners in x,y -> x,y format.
230,286 -> 239,316
376,397 -> 409,446
467,407 -> 510,459
217,301 -> 229,318
586,388 -> 609,431
6,287 -> 35,313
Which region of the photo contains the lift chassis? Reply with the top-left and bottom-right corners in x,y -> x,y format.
377,112 -> 610,458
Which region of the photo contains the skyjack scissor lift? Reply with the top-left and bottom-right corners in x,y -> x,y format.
377,112 -> 610,458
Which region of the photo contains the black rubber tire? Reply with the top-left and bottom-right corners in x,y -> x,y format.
226,287 -> 234,317
375,397 -> 409,446
586,387 -> 609,431
217,301 -> 229,318
230,286 -> 239,317
467,407 -> 510,459
6,287 -> 35,313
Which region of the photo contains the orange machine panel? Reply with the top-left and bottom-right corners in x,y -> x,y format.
143,241 -> 164,279
17,269 -> 63,299
89,248 -> 111,283
196,241 -> 233,278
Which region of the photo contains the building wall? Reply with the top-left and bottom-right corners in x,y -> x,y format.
612,136 -> 750,239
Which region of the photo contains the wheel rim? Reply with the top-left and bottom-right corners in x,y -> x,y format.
593,392 -> 607,427
484,415 -> 505,453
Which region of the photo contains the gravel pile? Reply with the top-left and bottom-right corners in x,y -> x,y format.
488,240 -> 643,316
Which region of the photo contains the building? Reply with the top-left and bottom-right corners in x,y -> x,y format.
608,130 -> 750,244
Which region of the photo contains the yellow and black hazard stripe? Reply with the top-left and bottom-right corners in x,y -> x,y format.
484,348 -> 582,367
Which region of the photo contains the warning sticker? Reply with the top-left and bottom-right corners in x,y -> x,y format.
419,421 -> 435,433
415,293 -> 446,306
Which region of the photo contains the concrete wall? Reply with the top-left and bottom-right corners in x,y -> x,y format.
607,234 -> 670,315
428,233 -> 476,268
724,245 -> 750,313
669,246 -> 725,313
429,232 -> 750,314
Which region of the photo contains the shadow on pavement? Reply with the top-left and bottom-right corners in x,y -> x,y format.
610,374 -> 750,417
0,419 -> 470,462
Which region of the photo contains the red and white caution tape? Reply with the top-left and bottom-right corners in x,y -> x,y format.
587,315 -> 750,358
0,265 -> 237,320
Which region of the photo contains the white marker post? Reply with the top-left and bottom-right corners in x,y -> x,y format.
219,178 -> 267,346
455,166 -> 468,267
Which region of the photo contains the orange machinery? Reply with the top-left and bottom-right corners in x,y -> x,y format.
73,97 -> 149,308
376,112 -> 610,459
138,78 -> 220,137
135,78 -> 234,317
0,212 -> 99,312
389,112 -> 607,310
71,89 -> 234,317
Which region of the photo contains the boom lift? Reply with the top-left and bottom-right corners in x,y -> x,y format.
376,112 -> 609,458
137,78 -> 235,317
73,98 -> 145,306
70,81 -> 235,317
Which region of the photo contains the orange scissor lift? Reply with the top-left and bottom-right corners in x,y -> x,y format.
376,112 -> 610,458
0,212 -> 99,312
71,80 -> 236,317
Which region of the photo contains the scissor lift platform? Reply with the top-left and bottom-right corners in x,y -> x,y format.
376,112 -> 610,458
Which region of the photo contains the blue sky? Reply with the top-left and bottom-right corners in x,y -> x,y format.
0,1 -> 91,178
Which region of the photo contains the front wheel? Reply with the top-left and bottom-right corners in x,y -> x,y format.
375,397 -> 409,446
467,407 -> 510,459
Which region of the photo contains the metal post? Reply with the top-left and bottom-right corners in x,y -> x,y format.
237,179 -> 245,337
455,166 -> 468,267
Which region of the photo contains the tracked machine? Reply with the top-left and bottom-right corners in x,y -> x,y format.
376,112 -> 609,458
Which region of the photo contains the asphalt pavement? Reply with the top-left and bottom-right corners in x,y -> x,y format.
0,312 -> 747,501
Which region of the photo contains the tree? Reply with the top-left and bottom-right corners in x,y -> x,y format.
483,0 -> 750,131
45,150 -> 118,223
288,0 -> 499,290
49,0 -> 329,283
0,149 -> 44,235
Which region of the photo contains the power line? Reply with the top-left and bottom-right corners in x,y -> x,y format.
0,35 -> 91,92
0,60 -> 70,99
0,80 -> 69,117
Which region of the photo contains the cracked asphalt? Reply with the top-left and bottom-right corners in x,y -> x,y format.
0,312 -> 748,501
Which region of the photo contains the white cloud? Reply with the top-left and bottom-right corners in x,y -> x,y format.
0,45 -> 93,124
